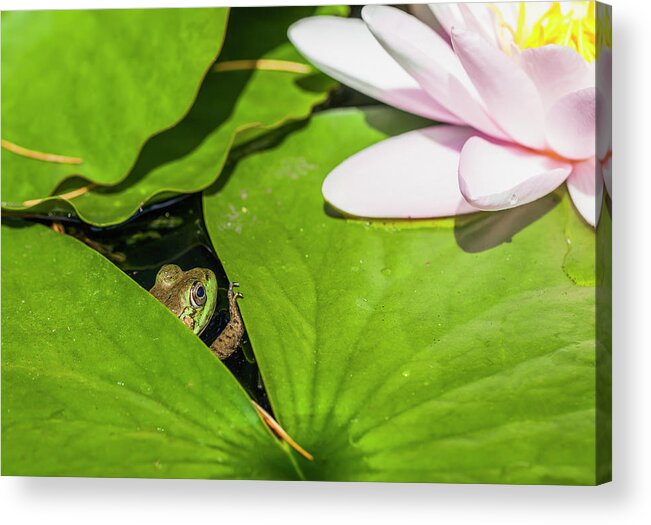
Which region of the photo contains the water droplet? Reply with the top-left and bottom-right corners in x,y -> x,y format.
509,193 -> 519,205
355,297 -> 370,310
381,267 -> 392,276
351,265 -> 359,272
116,381 -> 124,386
402,370 -> 411,378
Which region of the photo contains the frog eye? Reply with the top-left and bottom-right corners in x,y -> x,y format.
190,281 -> 207,307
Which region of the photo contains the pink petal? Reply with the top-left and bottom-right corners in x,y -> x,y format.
322,126 -> 481,218
546,87 -> 596,160
429,2 -> 507,39
432,3 -> 553,41
451,28 -> 547,150
409,3 -> 449,42
288,16 -> 459,123
518,45 -> 593,109
459,136 -> 572,210
567,158 -> 603,227
361,6 -> 509,140
456,4 -> 501,49
428,3 -> 465,36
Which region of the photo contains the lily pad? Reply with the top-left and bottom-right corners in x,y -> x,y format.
1,8 -> 229,205
203,107 -> 599,484
3,6 -> 347,226
1,223 -> 297,479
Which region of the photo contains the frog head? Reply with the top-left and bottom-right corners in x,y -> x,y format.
149,264 -> 217,336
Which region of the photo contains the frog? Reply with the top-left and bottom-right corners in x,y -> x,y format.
149,264 -> 244,360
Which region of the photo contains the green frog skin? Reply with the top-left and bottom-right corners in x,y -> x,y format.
149,264 -> 244,360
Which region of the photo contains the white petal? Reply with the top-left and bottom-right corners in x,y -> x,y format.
567,157 -> 603,227
409,3 -> 449,41
429,2 -> 505,37
361,6 -> 509,139
451,28 -> 547,149
456,3 -> 501,48
459,136 -> 572,210
518,45 -> 594,110
428,3 -> 465,36
288,16 -> 459,122
546,87 -> 596,160
322,125 -> 480,218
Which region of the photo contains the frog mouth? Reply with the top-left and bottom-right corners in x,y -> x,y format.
180,307 -> 212,335
180,301 -> 215,336
181,315 -> 195,331
179,306 -> 199,331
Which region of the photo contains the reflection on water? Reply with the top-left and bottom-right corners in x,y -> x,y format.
36,193 -> 271,412
454,193 -> 561,253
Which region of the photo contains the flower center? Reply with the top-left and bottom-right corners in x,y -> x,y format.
496,2 -> 597,62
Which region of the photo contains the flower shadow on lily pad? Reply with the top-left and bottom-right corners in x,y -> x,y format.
454,192 -> 561,253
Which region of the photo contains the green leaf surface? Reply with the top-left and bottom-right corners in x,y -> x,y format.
203,107 -> 598,484
1,223 -> 297,479
563,203 -> 597,286
1,8 -> 229,205
3,6 -> 344,226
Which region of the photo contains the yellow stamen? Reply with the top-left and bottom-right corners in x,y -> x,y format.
493,2 -> 598,62
516,2 -> 527,46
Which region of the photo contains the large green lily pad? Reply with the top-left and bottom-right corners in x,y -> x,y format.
203,107 -> 599,484
1,8 -> 229,205
3,6 -> 347,226
1,223 -> 297,479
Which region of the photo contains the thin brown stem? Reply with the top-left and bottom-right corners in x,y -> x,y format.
213,59 -> 312,75
1,139 -> 83,164
251,400 -> 314,461
22,184 -> 95,207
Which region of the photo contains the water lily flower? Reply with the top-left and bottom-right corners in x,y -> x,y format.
288,2 -> 611,226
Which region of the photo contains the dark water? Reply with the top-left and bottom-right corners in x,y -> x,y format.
45,192 -> 271,412
18,84 -> 376,414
